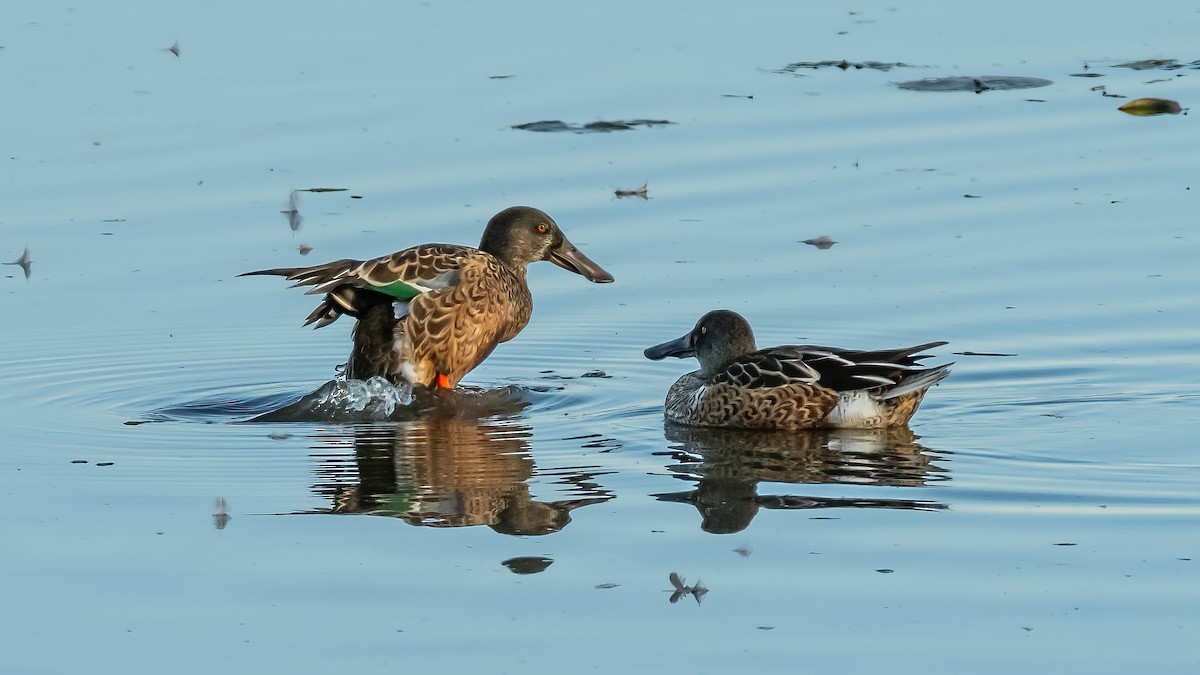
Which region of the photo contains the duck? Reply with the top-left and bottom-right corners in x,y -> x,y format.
241,206 -> 613,390
644,310 -> 950,430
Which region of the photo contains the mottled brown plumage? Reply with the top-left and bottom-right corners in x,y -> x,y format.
242,206 -> 613,389
646,310 -> 950,430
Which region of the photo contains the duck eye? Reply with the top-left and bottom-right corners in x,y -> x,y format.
700,326 -> 707,334
536,223 -> 549,234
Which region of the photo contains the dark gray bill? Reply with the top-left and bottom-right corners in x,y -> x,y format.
644,332 -> 694,360
548,235 -> 614,283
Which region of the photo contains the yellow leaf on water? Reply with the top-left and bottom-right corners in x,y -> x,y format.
1118,97 -> 1183,116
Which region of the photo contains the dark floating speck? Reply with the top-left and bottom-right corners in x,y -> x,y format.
96,462 -> 114,467
774,59 -> 917,75
300,187 -> 347,193
615,182 -> 649,199
71,459 -> 88,464
1070,72 -> 1104,78
580,370 -> 610,378
1053,542 -> 1078,546
668,572 -> 708,606
757,626 -> 775,630
213,497 -> 231,530
502,556 -> 554,574
280,190 -> 302,232
896,76 -> 1052,93
802,236 -> 837,249
721,93 -> 754,99
876,568 -> 895,574
1114,58 -> 1200,71
594,582 -> 620,589
162,40 -> 180,59
964,194 -> 982,199
512,119 -> 673,134
3,246 -> 31,280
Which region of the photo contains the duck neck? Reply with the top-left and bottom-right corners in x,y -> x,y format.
479,233 -> 530,280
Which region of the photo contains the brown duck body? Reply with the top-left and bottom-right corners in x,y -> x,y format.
344,247 -> 533,386
242,207 -> 613,389
662,369 -> 935,430
647,310 -> 950,431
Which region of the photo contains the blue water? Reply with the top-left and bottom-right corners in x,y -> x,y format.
3,1 -> 1199,673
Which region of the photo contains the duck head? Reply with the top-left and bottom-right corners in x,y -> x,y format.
645,309 -> 758,377
480,206 -> 613,283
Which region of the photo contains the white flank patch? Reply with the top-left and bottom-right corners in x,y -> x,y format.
823,391 -> 886,429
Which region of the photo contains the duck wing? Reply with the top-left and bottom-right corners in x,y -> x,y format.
241,243 -> 473,328
715,341 -> 949,392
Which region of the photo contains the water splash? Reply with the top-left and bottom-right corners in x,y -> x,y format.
253,377 -> 417,422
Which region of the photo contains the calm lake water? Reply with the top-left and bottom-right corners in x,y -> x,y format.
4,1 -> 1199,673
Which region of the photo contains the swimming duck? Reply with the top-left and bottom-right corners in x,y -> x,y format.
644,310 -> 950,430
242,206 -> 613,389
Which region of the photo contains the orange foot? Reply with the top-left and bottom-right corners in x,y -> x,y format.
436,373 -> 452,389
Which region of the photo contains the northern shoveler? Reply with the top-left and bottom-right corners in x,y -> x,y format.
242,206 -> 613,389
644,310 -> 949,430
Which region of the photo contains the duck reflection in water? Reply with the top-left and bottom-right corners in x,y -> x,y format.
308,390 -> 613,535
653,425 -> 948,534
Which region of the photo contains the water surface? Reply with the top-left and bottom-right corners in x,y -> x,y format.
3,1 -> 1199,673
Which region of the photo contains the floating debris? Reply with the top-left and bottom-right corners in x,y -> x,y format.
4,246 -> 31,280
281,190 -> 302,232
721,94 -> 754,99
213,497 -> 231,530
299,187 -> 347,193
96,462 -> 114,467
1070,72 -> 1104,78
267,432 -> 292,440
615,182 -> 649,199
594,582 -> 620,589
70,459 -> 88,464
298,243 -> 313,256
801,236 -> 837,250
502,556 -> 554,574
964,194 -> 982,199
896,76 -> 1052,93
876,568 -> 895,574
774,59 -> 916,75
757,626 -> 775,630
1118,97 -> 1184,116
668,572 -> 709,605
488,74 -> 515,79
1114,59 -> 1200,71
580,370 -> 610,378
733,544 -> 752,558
162,41 -> 180,59
1053,542 -> 1077,547
512,119 -> 673,134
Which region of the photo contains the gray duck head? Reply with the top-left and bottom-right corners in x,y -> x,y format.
645,309 -> 758,377
479,206 -> 613,283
